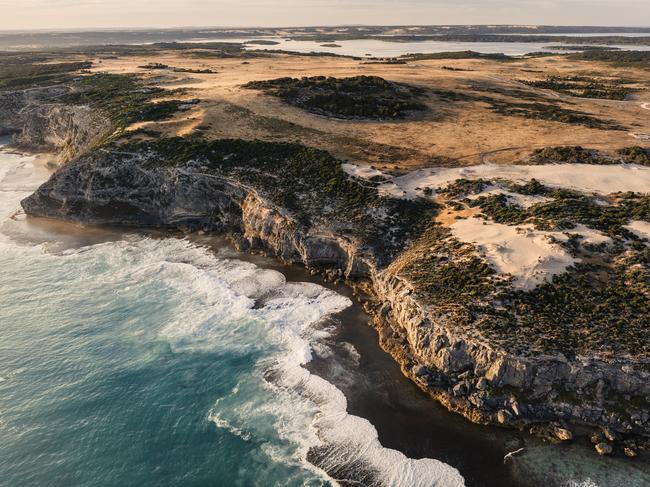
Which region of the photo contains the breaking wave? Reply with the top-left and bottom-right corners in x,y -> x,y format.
93,236 -> 465,486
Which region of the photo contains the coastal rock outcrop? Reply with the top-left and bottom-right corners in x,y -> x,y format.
0,86 -> 112,162
20,137 -> 650,443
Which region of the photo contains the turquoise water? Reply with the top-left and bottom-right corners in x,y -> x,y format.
0,142 -> 465,486
0,236 -> 340,486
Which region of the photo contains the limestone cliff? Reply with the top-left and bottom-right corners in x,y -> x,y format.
21,140 -> 650,442
0,86 -> 112,162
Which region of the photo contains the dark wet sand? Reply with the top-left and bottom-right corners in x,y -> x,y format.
198,237 -> 531,487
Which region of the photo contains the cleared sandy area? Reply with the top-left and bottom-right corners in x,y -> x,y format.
345,163 -> 650,198
451,218 -> 611,290
626,220 -> 650,242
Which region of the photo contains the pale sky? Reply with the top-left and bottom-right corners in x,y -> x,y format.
0,0 -> 648,30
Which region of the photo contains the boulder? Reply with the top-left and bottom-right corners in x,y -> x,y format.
497,410 -> 512,424
624,447 -> 637,458
412,364 -> 428,377
590,432 -> 604,444
453,381 -> 470,397
595,442 -> 613,455
601,427 -> 619,442
476,377 -> 489,390
553,426 -> 573,442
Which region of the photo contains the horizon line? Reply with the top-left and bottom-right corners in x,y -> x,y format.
2,23 -> 650,34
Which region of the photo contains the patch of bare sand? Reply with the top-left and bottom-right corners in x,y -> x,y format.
451,217 -> 611,290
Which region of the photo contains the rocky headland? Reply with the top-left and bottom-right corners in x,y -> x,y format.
4,53 -> 650,459
18,133 -> 650,454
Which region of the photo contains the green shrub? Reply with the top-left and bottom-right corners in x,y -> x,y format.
243,75 -> 427,119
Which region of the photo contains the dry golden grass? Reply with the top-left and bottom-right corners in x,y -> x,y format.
90,51 -> 650,169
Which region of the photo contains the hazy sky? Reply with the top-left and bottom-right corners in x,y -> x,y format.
1,0 -> 648,30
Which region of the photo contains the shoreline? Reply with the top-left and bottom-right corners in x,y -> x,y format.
0,140 -> 465,484
4,41 -> 650,481
19,136 -> 650,449
4,141 -> 650,485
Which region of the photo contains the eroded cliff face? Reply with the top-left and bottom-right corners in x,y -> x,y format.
0,86 -> 111,162
240,193 -> 371,277
22,146 -> 650,441
370,272 -> 650,436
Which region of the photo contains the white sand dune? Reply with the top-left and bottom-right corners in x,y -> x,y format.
344,163 -> 650,199
625,220 -> 650,243
451,218 -> 611,290
343,162 -> 640,289
342,163 -> 385,180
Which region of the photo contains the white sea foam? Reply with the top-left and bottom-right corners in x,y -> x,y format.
53,236 -> 464,486
341,342 -> 361,365
0,145 -> 39,220
0,138 -> 465,486
0,141 -> 61,255
0,132 -> 464,485
565,480 -> 601,487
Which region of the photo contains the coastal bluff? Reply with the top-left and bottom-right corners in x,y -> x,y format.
21,135 -> 650,447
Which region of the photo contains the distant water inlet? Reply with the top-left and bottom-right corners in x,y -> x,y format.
231,36 -> 650,57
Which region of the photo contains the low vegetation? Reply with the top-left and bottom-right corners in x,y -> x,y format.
441,66 -> 472,72
62,73 -> 186,128
476,193 -> 574,232
243,75 -> 427,119
504,258 -> 650,356
466,182 -> 649,236
520,75 -> 635,100
486,100 -> 623,130
395,164 -> 650,358
116,136 -> 436,264
398,186 -> 650,357
531,146 -> 602,164
138,62 -> 170,70
395,225 -> 504,308
545,45 -> 622,52
532,146 -> 650,166
619,146 -> 650,166
138,62 -> 216,74
0,60 -> 92,90
568,50 -> 650,69
0,52 -> 188,132
402,51 -> 512,61
422,84 -> 623,130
